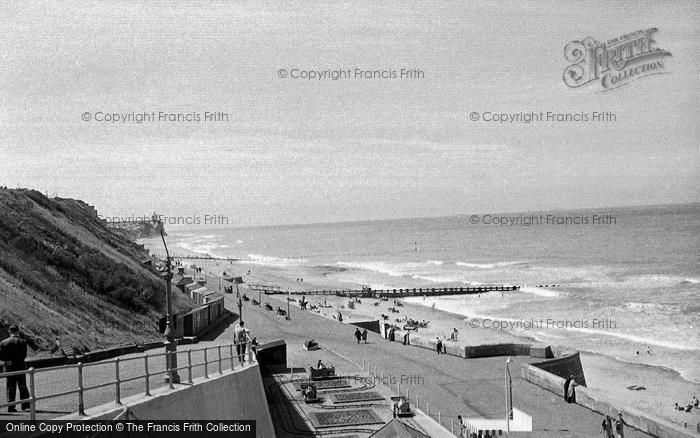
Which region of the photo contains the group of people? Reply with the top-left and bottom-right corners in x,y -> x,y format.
674,395 -> 698,413
600,413 -> 628,438
354,327 -> 368,343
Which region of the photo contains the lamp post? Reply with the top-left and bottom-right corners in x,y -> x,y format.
286,289 -> 291,320
505,357 -> 513,433
161,229 -> 180,384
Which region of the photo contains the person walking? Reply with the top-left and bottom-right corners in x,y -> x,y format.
0,325 -> 30,412
601,415 -> 614,438
614,413 -> 627,438
234,321 -> 250,363
436,337 -> 443,355
361,328 -> 368,343
354,328 -> 362,343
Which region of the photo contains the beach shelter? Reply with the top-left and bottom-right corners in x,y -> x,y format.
369,419 -> 429,438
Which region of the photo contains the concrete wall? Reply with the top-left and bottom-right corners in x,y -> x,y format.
60,364 -> 275,437
386,331 -> 536,360
26,342 -> 164,369
532,348 -> 586,384
530,349 -> 587,387
521,363 -> 697,438
383,331 -> 466,357
464,343 -> 530,358
82,344 -> 140,363
350,319 -> 381,334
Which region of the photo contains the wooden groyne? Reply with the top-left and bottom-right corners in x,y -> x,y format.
170,255 -> 241,262
248,284 -> 521,298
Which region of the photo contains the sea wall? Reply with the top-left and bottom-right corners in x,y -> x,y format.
521,363 -> 697,438
383,329 -> 535,360
350,319 -> 381,334
58,364 -> 275,437
464,343 -> 531,358
529,349 -> 587,386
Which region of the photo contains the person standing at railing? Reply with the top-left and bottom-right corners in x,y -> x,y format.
234,321 -> 250,364
0,325 -> 30,412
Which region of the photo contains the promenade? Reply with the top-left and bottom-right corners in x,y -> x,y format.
0,292 -> 651,437
245,294 -> 651,438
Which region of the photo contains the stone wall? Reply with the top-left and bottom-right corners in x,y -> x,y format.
521,363 -> 697,438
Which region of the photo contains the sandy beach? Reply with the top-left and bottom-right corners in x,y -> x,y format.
141,238 -> 700,430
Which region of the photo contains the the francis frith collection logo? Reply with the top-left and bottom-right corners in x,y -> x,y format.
563,28 -> 672,92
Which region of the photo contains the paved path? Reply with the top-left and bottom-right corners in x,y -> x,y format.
246,294 -> 650,438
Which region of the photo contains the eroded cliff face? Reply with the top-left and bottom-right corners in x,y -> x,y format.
0,188 -> 191,354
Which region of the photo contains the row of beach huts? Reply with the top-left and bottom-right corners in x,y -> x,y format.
159,267 -> 227,338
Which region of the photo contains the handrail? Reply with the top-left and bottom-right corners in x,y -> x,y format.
0,341 -> 255,420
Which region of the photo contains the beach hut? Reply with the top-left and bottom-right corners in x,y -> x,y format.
189,286 -> 210,303
184,282 -> 201,296
172,274 -> 194,293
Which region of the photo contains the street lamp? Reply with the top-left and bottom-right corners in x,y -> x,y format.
160,229 -> 180,384
505,357 -> 513,433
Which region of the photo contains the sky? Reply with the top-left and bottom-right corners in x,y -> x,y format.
1,0 -> 698,227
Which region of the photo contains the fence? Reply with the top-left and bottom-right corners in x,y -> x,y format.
0,341 -> 255,420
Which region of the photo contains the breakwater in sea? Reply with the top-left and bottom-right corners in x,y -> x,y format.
249,284 -> 520,298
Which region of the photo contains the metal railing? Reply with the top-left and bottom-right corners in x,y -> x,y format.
359,359 -> 457,436
0,341 -> 255,420
358,359 -> 469,437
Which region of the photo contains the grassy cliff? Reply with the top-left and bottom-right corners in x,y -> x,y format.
0,188 -> 194,356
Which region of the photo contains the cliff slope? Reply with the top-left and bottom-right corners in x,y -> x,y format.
0,188 -> 193,355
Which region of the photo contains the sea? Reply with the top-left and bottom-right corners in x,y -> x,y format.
162,203 -> 700,384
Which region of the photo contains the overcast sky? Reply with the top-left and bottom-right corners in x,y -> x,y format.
1,0 -> 698,226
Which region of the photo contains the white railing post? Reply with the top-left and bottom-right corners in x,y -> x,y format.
229,344 -> 234,370
426,401 -> 430,416
144,355 -> 151,396
438,411 -> 441,425
165,348 -> 174,390
77,363 -> 85,416
28,368 -> 36,421
115,358 -> 121,405
187,349 -> 193,384
204,347 -> 209,378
